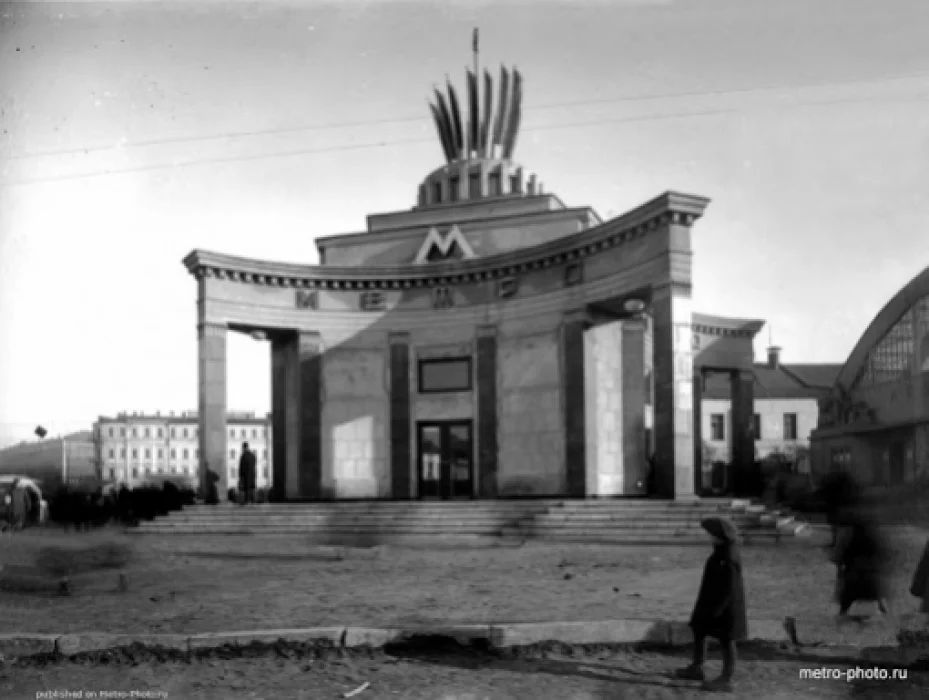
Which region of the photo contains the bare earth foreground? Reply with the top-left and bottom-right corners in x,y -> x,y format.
2,527 -> 929,698
1,526 -> 927,635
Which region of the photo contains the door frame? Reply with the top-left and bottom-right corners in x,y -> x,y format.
416,419 -> 474,500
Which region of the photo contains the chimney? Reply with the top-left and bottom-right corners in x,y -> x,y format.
767,346 -> 781,369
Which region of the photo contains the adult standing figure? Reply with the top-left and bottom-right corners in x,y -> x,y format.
238,442 -> 257,505
10,478 -> 28,530
832,503 -> 889,616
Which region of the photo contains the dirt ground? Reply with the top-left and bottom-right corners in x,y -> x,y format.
2,643 -> 926,700
0,525 -> 926,637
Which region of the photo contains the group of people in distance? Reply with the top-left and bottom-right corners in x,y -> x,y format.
1,477 -> 31,531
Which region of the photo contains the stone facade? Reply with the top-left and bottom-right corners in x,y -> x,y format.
181,64 -> 763,502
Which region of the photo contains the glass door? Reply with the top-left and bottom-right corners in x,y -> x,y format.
417,421 -> 473,499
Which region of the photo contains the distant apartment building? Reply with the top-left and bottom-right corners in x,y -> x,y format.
700,346 -> 841,475
0,430 -> 97,489
94,411 -> 272,490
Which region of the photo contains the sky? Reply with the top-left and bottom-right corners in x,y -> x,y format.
1,0 -> 928,447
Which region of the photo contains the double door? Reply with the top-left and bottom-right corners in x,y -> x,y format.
418,421 -> 473,499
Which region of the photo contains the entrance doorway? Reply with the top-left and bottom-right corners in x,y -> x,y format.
417,421 -> 473,499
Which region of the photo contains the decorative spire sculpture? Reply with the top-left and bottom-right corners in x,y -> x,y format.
428,29 -> 523,164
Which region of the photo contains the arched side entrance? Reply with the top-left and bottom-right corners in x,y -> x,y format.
691,314 -> 765,495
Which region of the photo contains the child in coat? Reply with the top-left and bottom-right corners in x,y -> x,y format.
675,516 -> 748,693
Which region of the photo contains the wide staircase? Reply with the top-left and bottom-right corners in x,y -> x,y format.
129,498 -> 804,545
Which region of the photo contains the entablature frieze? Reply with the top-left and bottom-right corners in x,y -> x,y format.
183,191 -> 708,292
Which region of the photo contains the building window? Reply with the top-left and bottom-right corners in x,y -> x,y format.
171,427 -> 176,438
144,448 -> 151,459
183,427 -> 189,438
157,448 -> 163,459
195,449 -> 199,459
241,428 -> 247,439
231,467 -> 238,480
432,181 -> 442,203
108,427 -> 114,438
510,174 -> 521,193
131,448 -> 138,459
193,427 -> 198,438
229,428 -> 235,438
132,467 -> 138,478
262,449 -> 267,459
263,467 -> 269,479
783,413 -> 798,441
752,414 -> 761,440
157,427 -> 163,438
120,448 -> 126,459
132,427 -> 137,438
108,448 -> 115,459
109,468 -> 115,480
230,448 -> 236,459
710,414 -> 725,441
830,447 -> 851,470
144,427 -> 150,438
252,428 -> 257,439
449,176 -> 459,202
145,467 -> 151,475
120,427 -> 126,437
419,357 -> 472,393
183,448 -> 189,459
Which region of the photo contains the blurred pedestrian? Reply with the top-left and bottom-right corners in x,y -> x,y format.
674,516 -> 747,692
831,505 -> 889,616
10,478 -> 28,530
238,442 -> 257,505
910,537 -> 929,612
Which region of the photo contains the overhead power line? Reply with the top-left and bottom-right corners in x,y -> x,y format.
7,70 -> 929,162
3,92 -> 928,188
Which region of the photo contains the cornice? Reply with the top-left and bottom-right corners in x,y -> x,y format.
183,190 -> 710,291
692,312 -> 765,339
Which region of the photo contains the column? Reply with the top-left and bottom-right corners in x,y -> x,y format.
651,284 -> 695,499
389,332 -> 412,499
730,369 -> 754,493
563,309 -> 587,497
271,333 -> 296,502
692,370 -> 704,494
198,322 -> 227,502
298,331 -> 323,499
476,325 -> 499,497
622,319 -> 647,494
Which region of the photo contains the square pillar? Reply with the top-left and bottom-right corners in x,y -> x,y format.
298,332 -> 323,499
389,332 -> 412,499
622,318 -> 648,494
693,370 -> 704,494
651,284 -> 695,500
271,333 -> 297,501
198,322 -> 227,502
730,369 -> 754,494
563,309 -> 587,497
476,325 -> 499,497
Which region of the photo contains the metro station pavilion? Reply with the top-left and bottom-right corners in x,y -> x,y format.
183,63 -> 761,502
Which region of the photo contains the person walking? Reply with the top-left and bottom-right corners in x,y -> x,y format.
910,537 -> 929,612
238,442 -> 257,505
831,504 -> 889,616
10,478 -> 28,530
674,516 -> 747,692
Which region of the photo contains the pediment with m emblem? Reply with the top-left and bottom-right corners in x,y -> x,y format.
413,225 -> 477,264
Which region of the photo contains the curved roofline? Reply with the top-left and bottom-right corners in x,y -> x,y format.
836,265 -> 929,389
183,190 -> 709,286
692,312 -> 765,337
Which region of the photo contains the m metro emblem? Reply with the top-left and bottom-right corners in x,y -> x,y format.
413,225 -> 476,264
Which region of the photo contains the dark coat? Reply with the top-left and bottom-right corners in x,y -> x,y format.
911,539 -> 929,613
238,449 -> 257,490
832,507 -> 888,606
689,543 -> 748,642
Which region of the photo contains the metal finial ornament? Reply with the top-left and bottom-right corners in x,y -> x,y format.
427,35 -> 523,164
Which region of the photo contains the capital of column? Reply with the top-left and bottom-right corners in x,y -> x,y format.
198,322 -> 227,339
476,324 -> 498,338
562,308 -> 590,326
298,330 -> 323,356
388,331 -> 411,345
